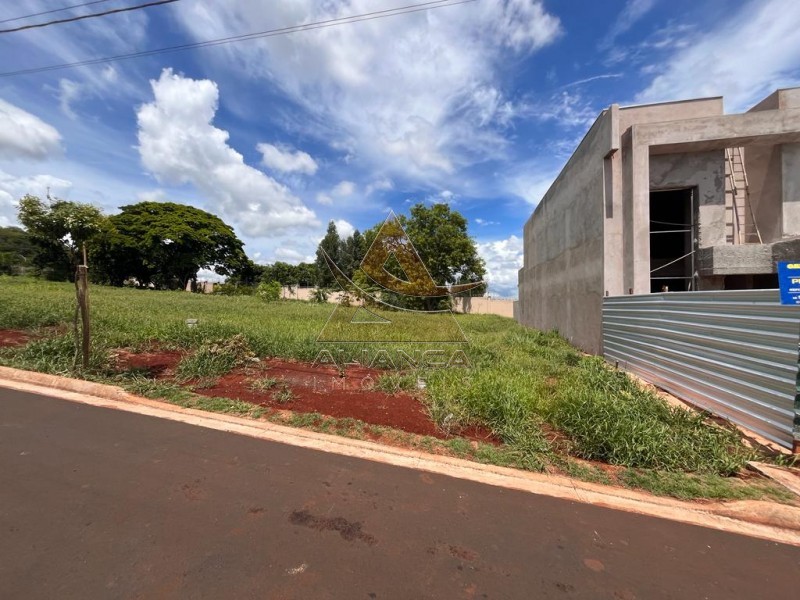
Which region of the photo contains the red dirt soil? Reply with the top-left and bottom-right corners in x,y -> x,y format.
114,349 -> 183,377
192,358 -> 498,443
0,329 -> 30,348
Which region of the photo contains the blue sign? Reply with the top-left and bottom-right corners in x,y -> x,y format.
778,262 -> 800,305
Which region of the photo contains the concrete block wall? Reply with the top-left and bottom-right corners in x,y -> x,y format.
516,110 -> 612,354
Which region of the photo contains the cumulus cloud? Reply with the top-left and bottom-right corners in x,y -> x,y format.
315,180 -> 356,206
637,0 -> 800,111
257,142 -> 318,175
334,218 -> 355,239
171,0 -> 561,184
331,180 -> 355,197
0,99 -> 62,160
136,69 -> 318,236
477,235 -> 524,298
365,177 -> 393,196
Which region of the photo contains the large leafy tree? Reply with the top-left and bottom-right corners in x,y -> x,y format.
0,226 -> 36,275
99,202 -> 247,289
401,203 -> 486,295
17,195 -> 106,281
362,203 -> 486,309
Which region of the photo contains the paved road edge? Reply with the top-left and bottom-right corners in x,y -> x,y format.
1,365 -> 799,547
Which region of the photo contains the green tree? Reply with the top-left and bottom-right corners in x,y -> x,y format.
0,226 -> 36,275
360,204 -> 486,310
100,202 -> 247,289
315,220 -> 342,287
271,262 -> 299,289
402,203 -> 485,297
295,262 -> 319,287
17,195 -> 106,281
339,229 -> 366,279
227,259 -> 265,287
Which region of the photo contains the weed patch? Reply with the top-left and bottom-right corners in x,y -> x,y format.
176,334 -> 256,379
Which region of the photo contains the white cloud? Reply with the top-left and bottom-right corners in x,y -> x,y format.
136,69 -> 318,236
365,177 -> 393,196
257,142 -> 318,175
600,0 -> 657,50
477,235 -> 523,298
0,99 -> 62,160
475,218 -> 498,226
197,268 -> 226,283
331,180 -> 355,197
0,170 -> 73,225
527,91 -> 598,128
315,179 -> 356,206
137,189 -> 170,203
273,246 -> 315,264
57,79 -> 83,120
637,0 -> 800,111
334,218 -> 355,239
171,0 -> 561,184
507,168 -> 560,206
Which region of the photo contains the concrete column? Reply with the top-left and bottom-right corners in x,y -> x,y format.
631,131 -> 651,293
621,130 -> 634,293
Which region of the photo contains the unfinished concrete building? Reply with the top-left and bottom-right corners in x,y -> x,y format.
516,88 -> 800,354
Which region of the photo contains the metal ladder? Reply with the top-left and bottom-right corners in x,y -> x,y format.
725,147 -> 762,244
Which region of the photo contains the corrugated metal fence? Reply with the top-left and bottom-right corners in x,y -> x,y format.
603,290 -> 799,448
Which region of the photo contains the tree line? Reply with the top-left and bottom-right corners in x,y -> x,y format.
2,195 -> 486,303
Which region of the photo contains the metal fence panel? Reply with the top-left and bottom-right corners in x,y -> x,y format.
602,290 -> 799,448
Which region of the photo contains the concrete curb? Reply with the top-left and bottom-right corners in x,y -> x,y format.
2,365 -> 800,547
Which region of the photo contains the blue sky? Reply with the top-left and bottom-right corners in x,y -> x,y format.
1,0 -> 799,297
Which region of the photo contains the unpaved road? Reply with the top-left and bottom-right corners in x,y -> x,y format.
1,388 -> 798,599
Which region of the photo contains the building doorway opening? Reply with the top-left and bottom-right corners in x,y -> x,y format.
650,188 -> 695,293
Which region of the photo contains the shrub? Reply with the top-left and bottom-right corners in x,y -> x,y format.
176,334 -> 256,379
311,288 -> 329,303
215,282 -> 255,296
256,281 -> 281,302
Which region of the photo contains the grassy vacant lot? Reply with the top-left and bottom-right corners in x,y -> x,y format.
0,276 -> 792,502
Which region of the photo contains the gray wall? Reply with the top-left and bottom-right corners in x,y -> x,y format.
649,151 -> 727,247
743,144 -> 783,243
782,143 -> 800,236
517,110 -> 612,353
745,89 -> 800,242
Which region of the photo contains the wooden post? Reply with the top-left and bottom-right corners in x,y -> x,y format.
76,244 -> 90,369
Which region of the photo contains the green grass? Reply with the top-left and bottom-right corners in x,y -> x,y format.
0,276 -> 765,481
619,468 -> 795,502
271,383 -> 295,404
249,376 -> 278,392
175,334 -> 255,380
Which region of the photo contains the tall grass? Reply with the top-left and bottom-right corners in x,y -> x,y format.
0,276 -> 756,475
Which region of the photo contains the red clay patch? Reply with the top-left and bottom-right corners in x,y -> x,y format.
190,358 -> 498,443
0,329 -> 30,348
115,349 -> 183,377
